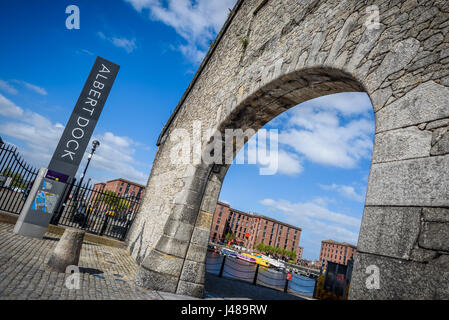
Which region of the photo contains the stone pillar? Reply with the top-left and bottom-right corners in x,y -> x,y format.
349,81 -> 449,299
47,228 -> 85,273
134,164 -> 211,294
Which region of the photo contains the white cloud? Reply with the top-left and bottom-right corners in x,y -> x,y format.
0,79 -> 18,95
97,32 -> 138,53
0,94 -> 24,117
125,0 -> 237,63
111,37 -> 138,53
260,198 -> 361,244
87,132 -> 150,184
277,92 -> 374,169
319,183 -> 365,203
236,130 -> 303,176
301,91 -> 373,116
11,80 -> 48,96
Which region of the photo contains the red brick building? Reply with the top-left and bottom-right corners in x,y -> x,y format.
319,240 -> 357,267
93,178 -> 145,200
210,201 -> 302,258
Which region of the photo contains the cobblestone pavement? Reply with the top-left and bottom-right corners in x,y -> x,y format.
0,223 -> 197,300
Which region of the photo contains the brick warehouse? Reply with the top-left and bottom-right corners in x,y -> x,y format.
210,201 -> 302,259
93,178 -> 145,200
319,240 -> 357,267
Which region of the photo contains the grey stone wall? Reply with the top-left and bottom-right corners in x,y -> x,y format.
127,0 -> 449,298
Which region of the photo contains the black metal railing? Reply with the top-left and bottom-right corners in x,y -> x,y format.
52,180 -> 141,241
0,141 -> 140,241
0,143 -> 39,214
206,251 -> 317,297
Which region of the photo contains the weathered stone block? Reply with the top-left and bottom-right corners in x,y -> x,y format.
349,252 -> 449,300
358,206 -> 421,260
376,82 -> 449,133
134,267 -> 178,293
366,155 -> 449,206
426,118 -> 449,130
422,207 -> 449,222
140,249 -> 184,277
431,127 -> 447,146
190,227 -> 211,246
195,211 -> 213,229
365,38 -> 420,93
185,243 -> 209,263
179,260 -> 205,284
430,130 -> 449,156
171,204 -> 199,226
173,188 -> 201,207
372,127 -> 431,163
163,217 -> 195,242
176,280 -> 204,298
419,222 -> 449,251
47,228 -> 85,273
370,86 -> 392,112
47,228 -> 86,273
154,235 -> 190,259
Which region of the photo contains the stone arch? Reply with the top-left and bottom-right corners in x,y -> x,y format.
128,0 -> 449,299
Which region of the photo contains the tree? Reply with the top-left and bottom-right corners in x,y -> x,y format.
95,190 -> 131,218
1,167 -> 25,188
225,232 -> 236,243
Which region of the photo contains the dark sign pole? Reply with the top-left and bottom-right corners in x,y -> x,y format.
48,56 -> 120,181
14,57 -> 119,239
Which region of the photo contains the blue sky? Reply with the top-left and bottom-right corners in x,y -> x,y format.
0,0 -> 374,260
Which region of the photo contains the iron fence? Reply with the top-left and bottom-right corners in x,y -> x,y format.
206,251 -> 316,297
0,141 -> 140,241
0,143 -> 39,214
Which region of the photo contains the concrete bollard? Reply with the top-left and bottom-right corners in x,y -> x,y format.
47,228 -> 85,273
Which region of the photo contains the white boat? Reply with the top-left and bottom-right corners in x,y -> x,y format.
221,248 -> 238,257
260,254 -> 285,268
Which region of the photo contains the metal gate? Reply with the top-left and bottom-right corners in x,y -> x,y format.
52,180 -> 141,241
0,143 -> 39,214
0,141 -> 139,241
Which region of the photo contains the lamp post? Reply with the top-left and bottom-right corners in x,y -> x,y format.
78,140 -> 100,190
72,140 -> 100,224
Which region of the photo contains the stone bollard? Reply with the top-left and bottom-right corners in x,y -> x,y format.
47,228 -> 85,273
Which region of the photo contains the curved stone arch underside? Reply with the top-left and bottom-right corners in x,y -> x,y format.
127,0 -> 449,299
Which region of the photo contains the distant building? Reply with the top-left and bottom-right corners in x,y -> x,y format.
319,240 -> 357,267
210,201 -> 302,259
298,246 -> 303,260
93,178 -> 145,200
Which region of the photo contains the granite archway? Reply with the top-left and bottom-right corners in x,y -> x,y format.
127,0 -> 449,299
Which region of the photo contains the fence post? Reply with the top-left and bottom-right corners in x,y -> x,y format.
253,264 -> 259,285
100,215 -> 110,236
284,272 -> 291,293
51,177 -> 76,225
219,255 -> 226,277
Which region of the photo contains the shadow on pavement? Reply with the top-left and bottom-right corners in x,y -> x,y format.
204,273 -> 305,300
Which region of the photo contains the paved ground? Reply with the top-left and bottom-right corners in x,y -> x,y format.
0,222 -> 309,300
0,223 -> 196,300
